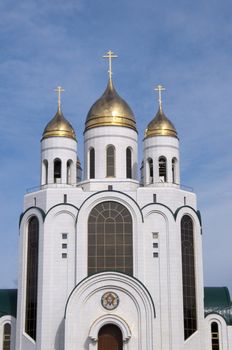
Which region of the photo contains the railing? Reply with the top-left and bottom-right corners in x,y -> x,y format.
26,181 -> 193,193
26,183 -> 77,193
147,181 -> 193,192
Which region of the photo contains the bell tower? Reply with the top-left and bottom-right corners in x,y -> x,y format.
40,86 -> 80,187
143,85 -> 180,187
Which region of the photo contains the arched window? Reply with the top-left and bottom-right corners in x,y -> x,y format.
98,324 -> 123,350
148,158 -> 153,184
172,157 -> 177,183
67,160 -> 72,184
126,147 -> 132,179
89,148 -> 95,179
2,323 -> 11,350
25,216 -> 39,341
211,322 -> 219,350
106,146 -> 115,177
159,156 -> 167,182
88,201 -> 133,276
43,160 -> 48,185
181,215 -> 197,339
54,158 -> 61,183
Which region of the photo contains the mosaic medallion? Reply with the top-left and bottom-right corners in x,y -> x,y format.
101,291 -> 119,310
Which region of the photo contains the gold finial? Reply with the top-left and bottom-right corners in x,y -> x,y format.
155,84 -> 165,111
54,86 -> 65,111
103,50 -> 118,80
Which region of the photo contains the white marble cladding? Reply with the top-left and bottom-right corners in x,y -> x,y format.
41,136 -> 77,186
84,126 -> 138,182
143,135 -> 180,186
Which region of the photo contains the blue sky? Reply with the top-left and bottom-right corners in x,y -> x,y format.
0,0 -> 231,292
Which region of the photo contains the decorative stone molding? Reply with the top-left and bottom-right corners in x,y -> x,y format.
88,314 -> 131,342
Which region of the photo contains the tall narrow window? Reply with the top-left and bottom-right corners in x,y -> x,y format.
3,323 -> 11,350
106,146 -> 115,177
211,322 -> 219,350
181,215 -> 197,340
88,201 -> 133,276
89,148 -> 95,179
148,158 -> 153,184
159,156 -> 167,182
25,216 -> 39,341
126,147 -> 132,179
43,160 -> 48,185
67,160 -> 72,184
172,157 -> 177,183
54,158 -> 61,183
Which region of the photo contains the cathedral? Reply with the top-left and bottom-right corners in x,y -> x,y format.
0,51 -> 232,350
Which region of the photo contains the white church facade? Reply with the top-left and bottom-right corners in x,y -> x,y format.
0,52 -> 232,350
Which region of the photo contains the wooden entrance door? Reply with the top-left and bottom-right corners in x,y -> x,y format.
98,324 -> 123,350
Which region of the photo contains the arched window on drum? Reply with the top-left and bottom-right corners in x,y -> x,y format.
106,146 -> 115,177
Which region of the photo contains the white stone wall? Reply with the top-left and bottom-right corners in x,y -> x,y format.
83,126 -> 138,184
41,137 -> 77,186
143,135 -> 180,186
16,182 -> 208,350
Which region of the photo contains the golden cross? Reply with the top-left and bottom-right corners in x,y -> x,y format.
54,86 -> 65,111
103,50 -> 118,80
155,84 -> 165,111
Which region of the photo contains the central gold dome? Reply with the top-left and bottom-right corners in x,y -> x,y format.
85,79 -> 137,132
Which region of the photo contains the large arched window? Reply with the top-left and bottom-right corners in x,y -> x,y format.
54,158 -> 61,183
181,215 -> 197,339
89,148 -> 95,179
211,322 -> 219,350
25,216 -> 39,341
106,146 -> 115,177
88,201 -> 133,276
126,147 -> 132,179
2,323 -> 11,350
147,158 -> 153,184
159,156 -> 167,182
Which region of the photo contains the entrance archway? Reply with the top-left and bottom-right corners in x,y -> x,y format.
98,324 -> 123,350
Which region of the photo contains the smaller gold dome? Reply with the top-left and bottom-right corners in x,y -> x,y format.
144,107 -> 178,139
85,79 -> 137,132
42,108 -> 76,141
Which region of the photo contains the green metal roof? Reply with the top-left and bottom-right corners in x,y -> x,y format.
204,287 -> 232,325
0,289 -> 17,318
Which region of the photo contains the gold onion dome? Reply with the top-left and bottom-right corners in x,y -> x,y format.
42,107 -> 76,141
85,79 -> 137,132
144,106 -> 178,139
144,84 -> 178,139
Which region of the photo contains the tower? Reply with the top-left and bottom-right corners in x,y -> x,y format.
143,84 -> 180,187
83,50 -> 138,191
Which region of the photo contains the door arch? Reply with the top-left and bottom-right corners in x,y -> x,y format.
98,324 -> 122,350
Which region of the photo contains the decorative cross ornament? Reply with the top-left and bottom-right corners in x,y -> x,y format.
103,50 -> 118,80
55,86 -> 65,111
155,84 -> 165,111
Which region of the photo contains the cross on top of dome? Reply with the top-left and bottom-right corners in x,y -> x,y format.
103,50 -> 118,80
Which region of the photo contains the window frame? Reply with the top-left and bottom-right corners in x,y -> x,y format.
106,145 -> 115,177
